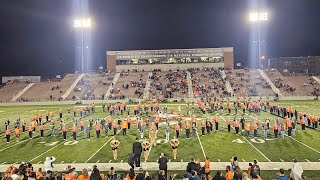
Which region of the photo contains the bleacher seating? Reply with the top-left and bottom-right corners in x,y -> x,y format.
18,74 -> 79,102
190,68 -> 228,98
67,73 -> 115,100
228,69 -> 274,97
148,70 -> 189,99
265,69 -> 319,96
0,83 -> 29,102
108,71 -> 147,100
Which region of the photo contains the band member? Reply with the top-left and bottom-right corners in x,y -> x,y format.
165,123 -> 170,141
112,121 -> 118,136
96,124 -> 101,139
121,120 -> 128,136
28,126 -> 33,139
201,119 -> 206,136
214,116 -> 219,131
15,127 -> 21,142
86,125 -> 91,141
273,122 -> 279,139
110,137 -> 120,160
170,138 -> 180,160
233,119 -> 239,135
142,139 -> 151,162
61,123 -> 68,141
40,123 -> 45,138
72,124 -> 77,141
5,128 -> 10,143
185,120 -> 191,139
175,122 -> 180,138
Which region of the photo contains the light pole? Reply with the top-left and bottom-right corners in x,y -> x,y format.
249,11 -> 268,68
73,18 -> 91,73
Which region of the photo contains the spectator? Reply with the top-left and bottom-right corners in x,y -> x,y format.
158,170 -> 166,180
250,160 -> 260,179
186,158 -> 197,174
290,159 -> 303,180
107,167 -> 117,180
77,169 -> 89,180
11,168 -> 19,180
126,168 -> 136,180
90,167 -> 101,180
231,156 -> 239,172
225,166 -> 234,180
36,168 -> 43,180
242,172 -> 250,180
212,170 -> 226,180
191,171 -> 201,180
277,168 -> 289,180
158,153 -> 168,179
136,168 -> 145,180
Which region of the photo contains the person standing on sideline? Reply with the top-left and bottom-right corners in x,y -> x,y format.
204,157 -> 211,179
133,137 -> 142,167
157,153 -> 168,179
290,159 -> 303,180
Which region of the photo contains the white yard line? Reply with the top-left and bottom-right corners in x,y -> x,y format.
85,128 -> 123,163
196,131 -> 206,159
256,113 -> 320,154
288,136 -> 320,154
60,161 -> 64,164
218,114 -> 272,162
305,159 -> 310,162
0,139 -> 30,152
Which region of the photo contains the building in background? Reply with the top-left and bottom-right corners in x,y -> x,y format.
267,56 -> 320,75
106,47 -> 234,72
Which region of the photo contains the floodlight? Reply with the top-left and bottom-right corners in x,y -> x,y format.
249,12 -> 268,22
73,18 -> 92,28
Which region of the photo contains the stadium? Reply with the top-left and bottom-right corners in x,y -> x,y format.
0,1 -> 320,180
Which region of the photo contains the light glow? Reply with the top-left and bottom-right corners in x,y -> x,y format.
73,18 -> 92,28
249,12 -> 268,22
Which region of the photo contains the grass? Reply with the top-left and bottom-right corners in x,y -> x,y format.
0,101 -> 319,166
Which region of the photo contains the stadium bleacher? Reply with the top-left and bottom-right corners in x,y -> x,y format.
0,82 -> 29,102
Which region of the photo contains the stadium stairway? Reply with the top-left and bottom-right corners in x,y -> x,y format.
258,69 -> 282,96
61,74 -> 85,100
11,83 -> 34,102
1,162 -> 319,172
221,70 -> 234,96
312,76 -> 320,84
186,71 -> 195,98
143,72 -> 153,99
104,73 -> 120,99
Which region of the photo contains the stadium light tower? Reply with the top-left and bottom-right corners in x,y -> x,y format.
249,11 -> 268,68
73,18 -> 92,73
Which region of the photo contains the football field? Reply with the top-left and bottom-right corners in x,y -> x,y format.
0,101 -> 319,165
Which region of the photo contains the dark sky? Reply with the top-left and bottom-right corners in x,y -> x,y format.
0,0 -> 320,77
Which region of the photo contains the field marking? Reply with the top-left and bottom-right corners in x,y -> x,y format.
0,114 -> 78,152
120,160 -> 123,163
242,159 -> 246,162
218,114 -> 271,162
28,130 -> 84,162
280,159 -> 284,162
109,160 -> 112,163
72,161 -> 76,163
37,161 -> 42,164
287,136 -> 320,154
60,161 -> 64,164
305,159 -> 310,162
196,131 -> 206,159
0,138 -> 30,152
218,159 -> 220,162
96,160 -> 100,163
256,113 -> 320,154
1,162 -> 6,165
85,128 -> 123,163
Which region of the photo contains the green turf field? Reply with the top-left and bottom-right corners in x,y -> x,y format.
0,101 -> 319,165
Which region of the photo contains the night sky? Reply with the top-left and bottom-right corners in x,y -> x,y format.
0,0 -> 319,77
